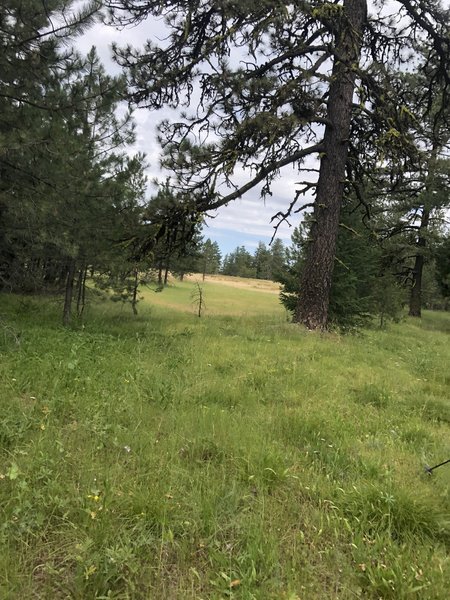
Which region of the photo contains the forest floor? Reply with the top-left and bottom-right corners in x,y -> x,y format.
0,283 -> 449,599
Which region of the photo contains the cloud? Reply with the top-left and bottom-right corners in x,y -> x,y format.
76,12 -> 318,246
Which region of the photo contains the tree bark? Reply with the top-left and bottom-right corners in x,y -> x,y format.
295,0 -> 367,329
409,145 -> 438,318
409,207 -> 430,317
77,267 -> 88,318
131,267 -> 139,315
63,260 -> 76,326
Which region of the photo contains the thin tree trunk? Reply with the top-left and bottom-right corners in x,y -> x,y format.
81,268 -> 87,316
131,267 -> 139,315
158,261 -> 163,286
63,260 -> 76,326
77,267 -> 88,318
76,268 -> 83,315
164,263 -> 169,286
409,144 -> 438,318
409,207 -> 430,317
295,0 -> 367,329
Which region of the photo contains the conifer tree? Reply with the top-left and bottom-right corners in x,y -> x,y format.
0,2 -> 148,324
107,0 -> 450,329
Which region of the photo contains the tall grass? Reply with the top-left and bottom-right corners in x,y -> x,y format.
0,286 -> 449,598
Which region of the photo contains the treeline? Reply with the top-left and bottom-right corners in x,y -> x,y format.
221,240 -> 286,280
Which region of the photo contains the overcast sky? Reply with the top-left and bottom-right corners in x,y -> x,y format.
75,2 -> 447,254
74,8 -> 322,254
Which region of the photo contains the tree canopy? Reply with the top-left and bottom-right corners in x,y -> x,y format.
106,0 -> 450,328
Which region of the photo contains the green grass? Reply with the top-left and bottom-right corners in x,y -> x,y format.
143,278 -> 284,316
0,286 -> 449,599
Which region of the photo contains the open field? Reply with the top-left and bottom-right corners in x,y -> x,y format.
184,274 -> 281,294
0,285 -> 449,599
143,276 -> 285,316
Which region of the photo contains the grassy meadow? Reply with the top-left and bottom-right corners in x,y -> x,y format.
0,278 -> 449,599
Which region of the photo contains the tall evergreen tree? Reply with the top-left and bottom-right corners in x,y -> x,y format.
254,242 -> 272,280
107,0 -> 450,329
199,239 -> 222,280
0,3 -> 148,324
364,45 -> 450,318
0,1 -> 101,289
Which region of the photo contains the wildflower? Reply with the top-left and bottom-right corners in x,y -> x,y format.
90,511 -> 97,519
40,424 -> 46,431
84,565 -> 97,579
123,445 -> 131,453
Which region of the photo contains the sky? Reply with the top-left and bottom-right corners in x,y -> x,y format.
74,1 -> 448,255
75,7 -> 311,255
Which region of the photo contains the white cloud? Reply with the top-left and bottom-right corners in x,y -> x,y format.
76,12 -> 318,246
77,1 -> 450,246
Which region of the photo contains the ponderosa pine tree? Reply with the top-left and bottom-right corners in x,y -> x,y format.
107,0 -> 450,329
279,198 -> 405,329
254,242 -> 273,281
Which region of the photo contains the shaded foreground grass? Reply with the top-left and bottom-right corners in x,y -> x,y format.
0,289 -> 449,599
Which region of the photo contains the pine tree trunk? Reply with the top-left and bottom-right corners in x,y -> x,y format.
158,262 -> 163,286
76,268 -> 83,315
77,267 -> 88,318
164,263 -> 169,286
63,260 -> 76,326
409,207 -> 430,317
131,267 -> 139,315
295,0 -> 367,329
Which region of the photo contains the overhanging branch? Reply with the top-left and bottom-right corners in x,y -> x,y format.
200,142 -> 324,211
